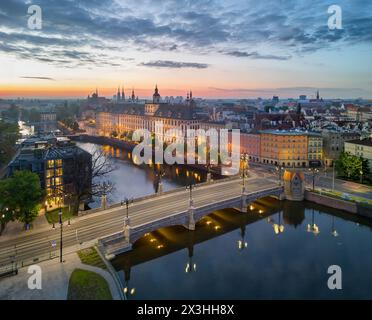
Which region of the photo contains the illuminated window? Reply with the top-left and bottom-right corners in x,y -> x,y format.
55,177 -> 63,186
55,168 -> 63,176
55,159 -> 62,167
47,160 -> 54,168
46,169 -> 54,178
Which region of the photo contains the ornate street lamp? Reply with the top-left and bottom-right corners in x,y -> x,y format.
241,153 -> 249,193
186,178 -> 196,207
276,165 -> 284,186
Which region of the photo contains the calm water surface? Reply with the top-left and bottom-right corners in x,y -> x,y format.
78,142 -> 372,299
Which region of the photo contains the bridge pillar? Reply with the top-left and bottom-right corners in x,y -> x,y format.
124,217 -> 131,241
239,193 -> 248,213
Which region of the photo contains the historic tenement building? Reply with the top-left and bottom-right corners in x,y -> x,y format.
96,86 -> 203,142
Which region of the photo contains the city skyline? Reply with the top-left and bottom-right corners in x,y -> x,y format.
0,0 -> 372,99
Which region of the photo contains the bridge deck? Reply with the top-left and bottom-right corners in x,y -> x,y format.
0,177 -> 281,267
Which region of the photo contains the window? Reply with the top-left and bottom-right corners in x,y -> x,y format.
55,159 -> 62,167
55,177 -> 63,186
46,169 -> 54,179
47,160 -> 54,169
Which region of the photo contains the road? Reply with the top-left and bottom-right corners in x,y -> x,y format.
250,162 -> 372,200
0,177 -> 278,267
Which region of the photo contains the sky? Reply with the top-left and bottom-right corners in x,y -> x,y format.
0,0 -> 372,99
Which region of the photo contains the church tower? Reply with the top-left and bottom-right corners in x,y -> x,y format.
153,85 -> 161,103
122,87 -> 125,100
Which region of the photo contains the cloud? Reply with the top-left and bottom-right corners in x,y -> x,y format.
140,60 -> 209,69
0,0 -> 371,68
225,51 -> 291,60
20,76 -> 55,81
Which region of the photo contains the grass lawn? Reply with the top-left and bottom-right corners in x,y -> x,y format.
67,269 -> 112,300
314,189 -> 372,209
45,207 -> 74,224
77,247 -> 107,270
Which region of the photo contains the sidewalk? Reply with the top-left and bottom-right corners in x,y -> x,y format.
1,214 -> 50,240
0,251 -> 122,300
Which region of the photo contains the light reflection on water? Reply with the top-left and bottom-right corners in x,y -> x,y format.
112,199 -> 372,300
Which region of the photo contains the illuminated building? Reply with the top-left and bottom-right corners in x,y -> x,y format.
260,130 -> 322,168
7,135 -> 92,208
96,86 -> 201,143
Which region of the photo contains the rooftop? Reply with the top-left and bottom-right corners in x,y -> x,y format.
259,129 -> 321,137
345,138 -> 372,147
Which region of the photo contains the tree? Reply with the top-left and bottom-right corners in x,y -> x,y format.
66,148 -> 116,213
335,151 -> 370,182
0,171 -> 42,230
0,180 -> 16,234
0,120 -> 20,166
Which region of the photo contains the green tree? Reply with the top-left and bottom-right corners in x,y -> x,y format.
1,171 -> 43,229
0,180 -> 16,234
336,152 -> 370,182
0,120 -> 20,166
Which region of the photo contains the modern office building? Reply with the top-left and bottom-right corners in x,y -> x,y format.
7,135 -> 92,209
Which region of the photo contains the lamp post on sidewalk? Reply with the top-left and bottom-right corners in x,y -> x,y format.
58,208 -> 63,263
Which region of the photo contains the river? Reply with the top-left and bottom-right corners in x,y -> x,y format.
77,142 -> 372,299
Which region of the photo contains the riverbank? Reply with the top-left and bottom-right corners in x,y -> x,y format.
305,190 -> 372,218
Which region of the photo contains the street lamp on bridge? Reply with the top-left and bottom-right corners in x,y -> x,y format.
122,197 -> 134,220
275,165 -> 284,186
186,178 -> 196,207
241,153 -> 249,193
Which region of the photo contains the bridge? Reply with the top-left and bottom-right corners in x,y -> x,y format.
0,176 -> 284,268
97,177 -> 284,258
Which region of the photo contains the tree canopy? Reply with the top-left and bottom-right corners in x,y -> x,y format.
335,151 -> 370,182
0,171 -> 43,230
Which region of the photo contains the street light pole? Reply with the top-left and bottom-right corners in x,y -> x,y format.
59,208 -> 63,263
241,153 -> 249,192
332,161 -> 335,191
186,179 -> 195,206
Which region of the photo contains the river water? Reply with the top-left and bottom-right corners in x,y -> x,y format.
77,142 -> 372,299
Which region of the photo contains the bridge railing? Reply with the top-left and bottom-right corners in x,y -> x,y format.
79,175 -> 242,216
